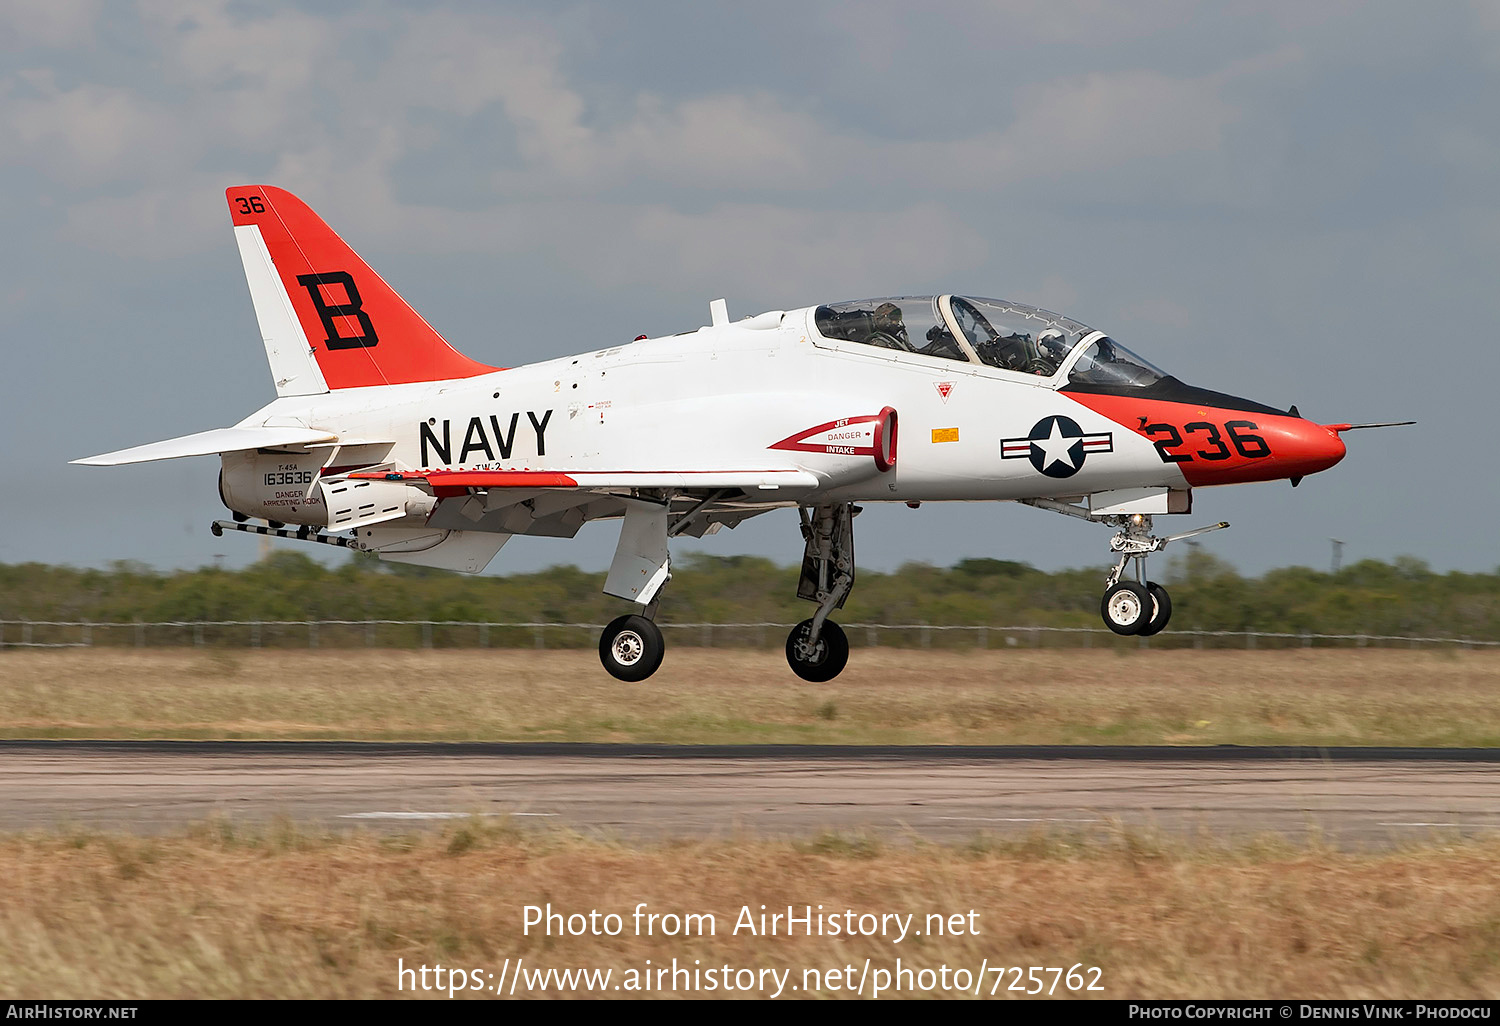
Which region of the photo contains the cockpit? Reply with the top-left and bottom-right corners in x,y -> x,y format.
813,295 -> 1166,390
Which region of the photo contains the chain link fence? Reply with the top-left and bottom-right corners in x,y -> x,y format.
2,619 -> 1496,651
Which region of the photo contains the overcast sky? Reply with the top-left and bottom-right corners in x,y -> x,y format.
2,1 -> 1495,578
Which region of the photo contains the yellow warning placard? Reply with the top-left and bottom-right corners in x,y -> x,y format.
931,428 -> 960,443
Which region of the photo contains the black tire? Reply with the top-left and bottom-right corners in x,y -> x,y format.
599,614 -> 665,682
785,618 -> 850,683
1101,581 -> 1152,636
1138,582 -> 1173,637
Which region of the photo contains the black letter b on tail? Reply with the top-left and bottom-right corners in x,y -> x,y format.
296,271 -> 378,350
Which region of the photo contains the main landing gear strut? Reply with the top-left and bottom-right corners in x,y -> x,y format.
598,498 -> 672,682
1022,500 -> 1229,637
786,503 -> 857,682
595,497 -> 862,683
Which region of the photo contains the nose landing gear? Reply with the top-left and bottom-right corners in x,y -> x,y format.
1023,499 -> 1227,637
1101,513 -> 1224,635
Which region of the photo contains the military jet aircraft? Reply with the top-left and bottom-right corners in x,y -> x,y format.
75,186 -> 1397,682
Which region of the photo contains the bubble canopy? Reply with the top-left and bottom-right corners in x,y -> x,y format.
813,295 -> 1166,389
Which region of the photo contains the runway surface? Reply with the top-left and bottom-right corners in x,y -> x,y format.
4,742 -> 1499,847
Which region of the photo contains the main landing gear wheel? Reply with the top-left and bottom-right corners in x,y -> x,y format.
599,614 -> 665,682
1101,581 -> 1152,636
1138,582 -> 1173,637
785,618 -> 849,683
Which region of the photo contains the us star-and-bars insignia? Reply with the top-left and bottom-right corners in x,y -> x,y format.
1000,415 -> 1112,478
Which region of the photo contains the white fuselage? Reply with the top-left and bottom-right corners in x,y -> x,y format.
220,306 -> 1183,529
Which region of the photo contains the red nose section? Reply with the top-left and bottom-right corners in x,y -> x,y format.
1165,412 -> 1346,486
1067,393 -> 1346,487
1248,417 -> 1347,484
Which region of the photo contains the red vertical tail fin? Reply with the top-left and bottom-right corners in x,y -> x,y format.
227,185 -> 496,391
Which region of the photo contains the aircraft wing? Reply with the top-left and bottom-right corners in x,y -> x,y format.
72,426 -> 339,466
349,469 -> 820,490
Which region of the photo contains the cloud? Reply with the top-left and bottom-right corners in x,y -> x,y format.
1013,70 -> 1232,162
1,72 -> 186,189
592,93 -> 828,192
582,201 -> 989,298
0,0 -> 102,50
961,0 -> 1202,45
888,66 -> 1242,204
59,178 -> 228,259
0,3 -> 934,274
321,195 -> 987,302
0,1 -> 1437,290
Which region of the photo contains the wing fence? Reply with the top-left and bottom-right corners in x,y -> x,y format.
1,619 -> 1495,651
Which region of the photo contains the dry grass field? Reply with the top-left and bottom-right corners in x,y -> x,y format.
2,648 -> 1499,745
6,650 -> 1500,1000
2,820 -> 1498,999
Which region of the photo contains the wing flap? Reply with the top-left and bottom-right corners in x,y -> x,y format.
73,427 -> 338,466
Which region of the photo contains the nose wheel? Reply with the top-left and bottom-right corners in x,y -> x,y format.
1102,580 -> 1173,636
599,614 -> 665,682
1021,500 -> 1227,640
1096,513 -> 1214,636
1139,582 -> 1172,637
1102,581 -> 1151,635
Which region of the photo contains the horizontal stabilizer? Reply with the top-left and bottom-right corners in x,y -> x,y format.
72,426 -> 337,466
349,468 -> 821,491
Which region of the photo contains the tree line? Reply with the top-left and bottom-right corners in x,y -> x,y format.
0,549 -> 1495,641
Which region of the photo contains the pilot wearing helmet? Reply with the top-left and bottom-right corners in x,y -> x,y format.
1029,328 -> 1069,375
868,302 -> 910,350
981,328 -> 1062,375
